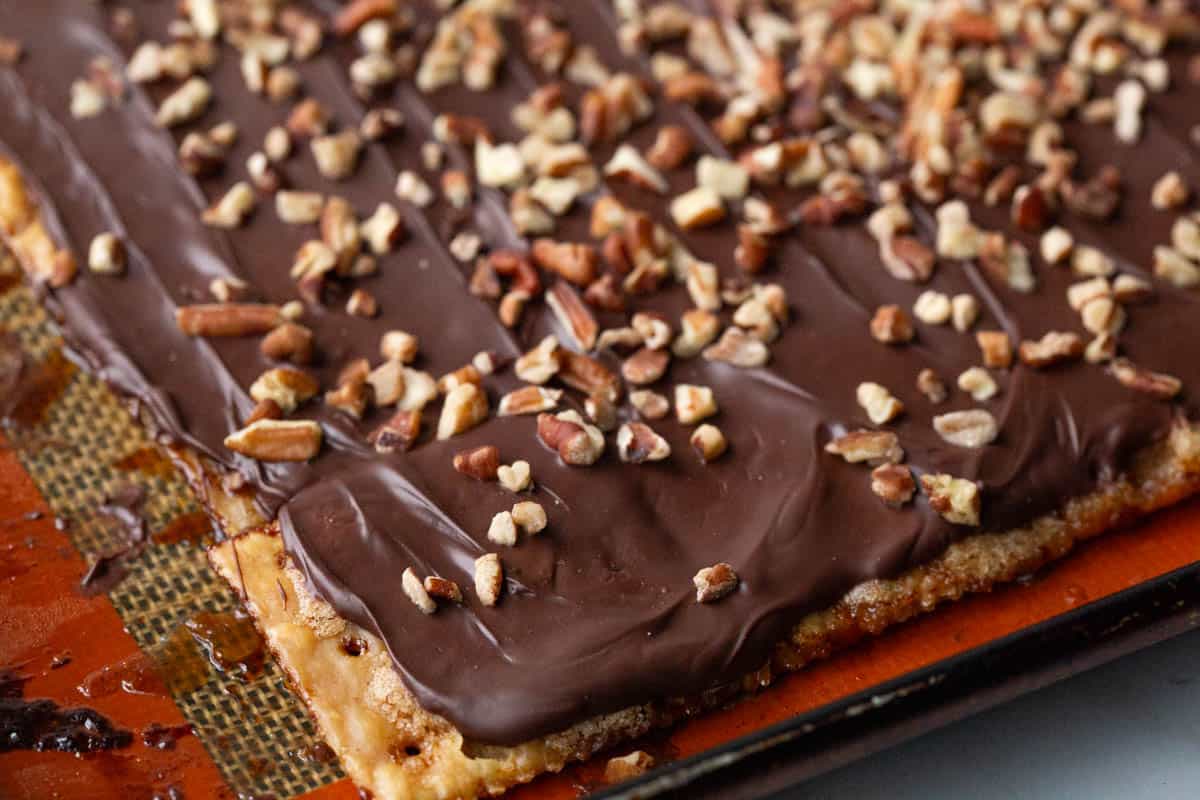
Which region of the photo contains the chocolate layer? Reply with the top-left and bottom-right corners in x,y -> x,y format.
3,1 -> 1200,746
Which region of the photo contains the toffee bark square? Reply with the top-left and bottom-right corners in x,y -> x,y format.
4,0 -> 1200,798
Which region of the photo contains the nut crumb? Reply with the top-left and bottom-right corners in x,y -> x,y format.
693,563 -> 738,603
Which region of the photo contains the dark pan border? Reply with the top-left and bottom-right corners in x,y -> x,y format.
593,559 -> 1200,800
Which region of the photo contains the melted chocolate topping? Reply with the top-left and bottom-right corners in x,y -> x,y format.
2,1 -> 1200,745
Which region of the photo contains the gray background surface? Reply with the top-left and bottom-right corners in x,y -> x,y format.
786,628 -> 1200,799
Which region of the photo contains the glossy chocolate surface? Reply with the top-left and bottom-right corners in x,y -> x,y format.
2,1 -> 1199,745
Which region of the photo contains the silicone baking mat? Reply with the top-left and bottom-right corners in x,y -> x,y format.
3,260 -> 1200,800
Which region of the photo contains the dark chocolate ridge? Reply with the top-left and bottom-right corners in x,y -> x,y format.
2,1 -> 1199,746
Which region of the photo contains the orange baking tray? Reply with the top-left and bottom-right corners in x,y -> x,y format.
3,424 -> 1200,800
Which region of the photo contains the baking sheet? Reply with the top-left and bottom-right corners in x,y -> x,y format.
2,272 -> 1200,800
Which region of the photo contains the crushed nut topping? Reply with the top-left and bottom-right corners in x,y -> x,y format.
1108,358 -> 1183,399
402,568 -> 437,615
856,382 -> 904,425
617,422 -> 671,463
693,563 -> 738,603
825,429 -> 903,465
511,501 -> 548,535
921,474 -> 982,527
958,367 -> 999,402
1019,331 -> 1085,368
537,410 -> 604,466
871,464 -> 916,507
690,424 -> 727,463
917,368 -> 949,404
487,511 -> 518,547
933,409 -> 1000,449
870,305 -> 915,344
674,384 -> 718,425
224,419 -> 322,462
453,445 -> 500,482
497,461 -> 532,493
975,331 -> 1013,369
436,383 -> 488,440
474,553 -> 504,607
87,232 -> 126,276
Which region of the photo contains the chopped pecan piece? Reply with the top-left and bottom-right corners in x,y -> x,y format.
1019,332 -> 1084,368
346,288 -> 379,318
367,360 -> 406,406
512,501 -> 548,535
912,291 -> 951,325
531,239 -> 597,287
920,474 -> 981,526
498,386 -> 561,416
497,461 -> 532,493
474,553 -> 504,607
369,409 -> 421,453
605,751 -> 655,784
87,232 -> 126,276
646,125 -> 693,170
423,576 -> 462,605
824,429 -> 903,465
380,329 -> 419,364
629,389 -> 669,420
202,182 -> 256,228
311,131 -> 362,180
617,422 -> 671,464
735,226 -> 770,274
958,367 -> 998,401
1040,227 -> 1074,265
224,419 -> 322,462
975,331 -> 1013,369
249,367 -> 319,414
690,424 -> 727,463
916,368 -> 948,404
674,384 -> 718,425
176,303 -> 281,337
871,464 -> 915,507
1108,358 -> 1182,399
604,145 -> 668,194
401,567 -> 436,615
276,191 -> 325,224
546,282 -> 598,351
454,445 -> 500,481
631,312 -> 672,351
673,310 -> 721,358
622,347 -> 670,386
856,382 -> 904,425
360,203 -> 405,254
670,186 -> 726,230
559,350 -> 620,402
702,327 -> 769,368
156,77 -> 211,127
514,336 -> 561,384
536,411 -> 604,466
1151,171 -> 1189,210
436,383 -> 488,439
487,511 -> 518,547
437,364 -> 482,395
870,305 -> 915,344
693,563 -> 738,603
933,409 -> 999,449
261,322 -> 314,365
